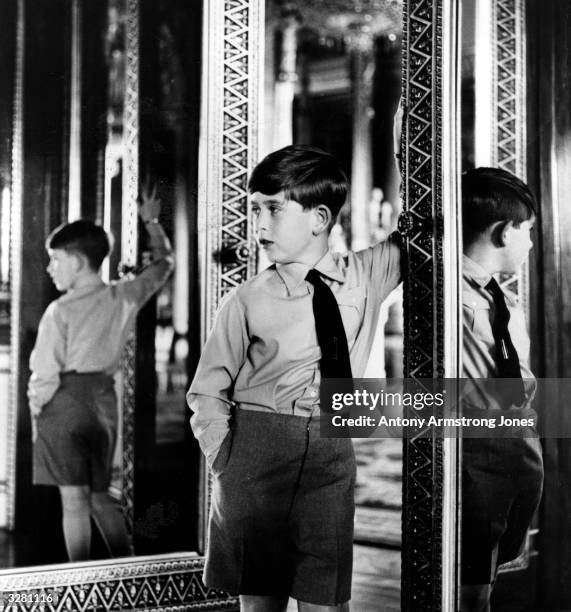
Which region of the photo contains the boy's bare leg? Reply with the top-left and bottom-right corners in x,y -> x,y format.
297,601 -> 349,612
90,491 -> 132,557
59,485 -> 92,561
239,595 -> 288,612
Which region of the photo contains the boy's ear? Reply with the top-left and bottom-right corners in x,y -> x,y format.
312,205 -> 332,235
72,252 -> 89,272
491,221 -> 511,248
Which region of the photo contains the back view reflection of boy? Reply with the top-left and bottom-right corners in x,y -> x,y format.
28,186 -> 173,561
461,167 -> 543,611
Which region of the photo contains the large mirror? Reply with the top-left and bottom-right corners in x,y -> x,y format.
0,0 -> 207,578
459,1 -> 536,606
458,1 -> 571,610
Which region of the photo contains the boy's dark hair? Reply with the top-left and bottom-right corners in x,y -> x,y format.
248,145 -> 348,222
47,220 -> 111,271
462,167 -> 536,245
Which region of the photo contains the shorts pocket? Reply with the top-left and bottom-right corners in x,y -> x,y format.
211,430 -> 233,477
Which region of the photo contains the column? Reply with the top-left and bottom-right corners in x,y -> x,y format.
347,25 -> 375,251
273,2 -> 300,149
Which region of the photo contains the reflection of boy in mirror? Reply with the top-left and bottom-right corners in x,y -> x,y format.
188,145 -> 401,612
28,185 -> 174,562
461,168 -> 543,611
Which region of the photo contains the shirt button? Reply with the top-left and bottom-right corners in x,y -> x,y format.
310,390 -> 317,397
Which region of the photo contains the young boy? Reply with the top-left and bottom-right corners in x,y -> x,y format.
461,167 -> 544,611
29,186 -> 174,562
188,145 -> 401,612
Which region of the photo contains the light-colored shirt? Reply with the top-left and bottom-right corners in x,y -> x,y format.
28,225 -> 174,413
188,237 -> 402,465
462,254 -> 535,409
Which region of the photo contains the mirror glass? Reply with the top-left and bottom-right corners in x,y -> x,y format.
0,0 -> 201,568
263,1 -> 403,608
459,2 -> 545,609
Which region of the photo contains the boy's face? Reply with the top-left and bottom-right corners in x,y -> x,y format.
501,218 -> 534,273
250,191 -> 325,265
47,248 -> 82,291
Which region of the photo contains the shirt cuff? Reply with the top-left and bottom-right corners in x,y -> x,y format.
188,394 -> 232,466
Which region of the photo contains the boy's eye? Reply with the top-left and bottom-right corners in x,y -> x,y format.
269,206 -> 281,215
251,206 -> 260,217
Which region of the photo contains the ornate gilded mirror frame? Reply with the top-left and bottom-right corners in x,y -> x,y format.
196,0 -> 263,555
399,1 -> 461,610
4,0 -> 24,536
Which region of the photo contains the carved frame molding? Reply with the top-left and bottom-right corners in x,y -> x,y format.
5,0 -> 24,532
399,0 -> 461,610
197,0 -> 263,557
120,0 -> 140,534
0,554 -> 238,611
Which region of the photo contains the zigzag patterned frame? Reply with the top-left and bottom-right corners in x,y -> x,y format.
5,0 -> 24,533
400,0 -> 446,607
120,0 -> 140,535
197,0 -> 263,556
399,0 -> 461,609
0,554 -> 238,611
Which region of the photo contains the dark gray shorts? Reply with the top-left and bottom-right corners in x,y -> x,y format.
461,434 -> 543,584
205,408 -> 356,605
34,372 -> 117,491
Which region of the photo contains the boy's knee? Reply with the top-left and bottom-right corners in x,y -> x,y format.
90,491 -> 115,513
297,602 -> 349,612
239,595 -> 288,612
59,486 -> 91,512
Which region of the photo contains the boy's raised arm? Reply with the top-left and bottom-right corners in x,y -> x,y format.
138,181 -> 174,266
187,291 -> 248,467
144,217 -> 174,263
354,230 -> 403,301
120,183 -> 174,305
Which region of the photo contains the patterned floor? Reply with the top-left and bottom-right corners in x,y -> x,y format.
354,438 -> 402,546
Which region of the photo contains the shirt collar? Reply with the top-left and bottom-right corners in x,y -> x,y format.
462,254 -> 493,288
60,280 -> 106,301
275,251 -> 345,294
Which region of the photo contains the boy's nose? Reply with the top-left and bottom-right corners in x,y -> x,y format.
256,210 -> 270,230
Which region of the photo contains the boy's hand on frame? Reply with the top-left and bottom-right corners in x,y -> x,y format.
138,179 -> 161,224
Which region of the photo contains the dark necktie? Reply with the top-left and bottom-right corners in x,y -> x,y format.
306,269 -> 353,380
485,278 -> 525,405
